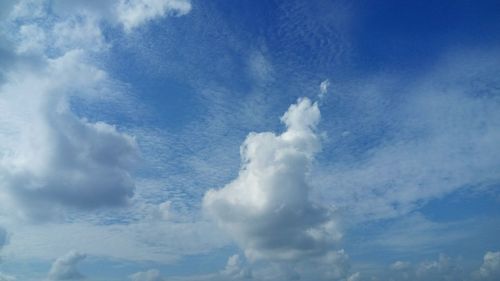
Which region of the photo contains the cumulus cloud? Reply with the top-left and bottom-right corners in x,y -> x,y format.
16,24 -> 46,54
130,269 -> 165,281
204,97 -> 340,261
48,251 -> 86,281
0,51 -> 139,219
475,251 -> 500,280
204,97 -> 351,280
0,273 -> 16,281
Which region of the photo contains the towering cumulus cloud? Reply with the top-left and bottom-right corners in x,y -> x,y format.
204,97 -> 350,279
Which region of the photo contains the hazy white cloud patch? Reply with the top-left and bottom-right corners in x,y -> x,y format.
319,79 -> 329,100
130,269 -> 166,281
221,255 -> 252,280
0,0 -> 191,222
375,252 -> 500,281
204,97 -> 336,260
312,50 -> 500,222
380,254 -> 465,281
362,213 -> 472,255
51,17 -> 107,53
414,254 -> 464,281
47,251 -> 86,281
346,272 -> 361,281
474,251 -> 500,280
0,227 -> 11,280
0,51 -> 139,220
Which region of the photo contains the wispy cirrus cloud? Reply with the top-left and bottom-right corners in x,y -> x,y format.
312,49 -> 500,222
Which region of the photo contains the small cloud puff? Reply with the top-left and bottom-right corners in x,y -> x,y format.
0,273 -> 16,281
204,97 -> 340,261
48,251 -> 86,281
129,269 -> 165,281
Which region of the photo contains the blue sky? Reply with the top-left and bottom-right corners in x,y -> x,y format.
0,0 -> 500,280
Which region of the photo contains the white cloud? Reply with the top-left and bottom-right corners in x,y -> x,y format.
390,261 -> 411,271
9,0 -> 192,44
312,49 -> 500,222
52,17 -> 107,53
248,51 -> 274,83
48,251 -> 86,281
379,254 -> 467,281
203,97 -> 354,281
0,51 -> 139,220
204,97 -> 341,261
9,0 -> 45,20
475,251 -> 500,280
221,255 -> 252,279
0,0 -> 194,219
1,219 -> 229,263
130,269 -> 165,281
415,254 -> 463,280
116,0 -> 192,32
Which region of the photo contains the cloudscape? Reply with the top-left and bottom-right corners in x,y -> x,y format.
0,0 -> 499,280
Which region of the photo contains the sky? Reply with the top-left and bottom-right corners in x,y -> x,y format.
0,0 -> 500,280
